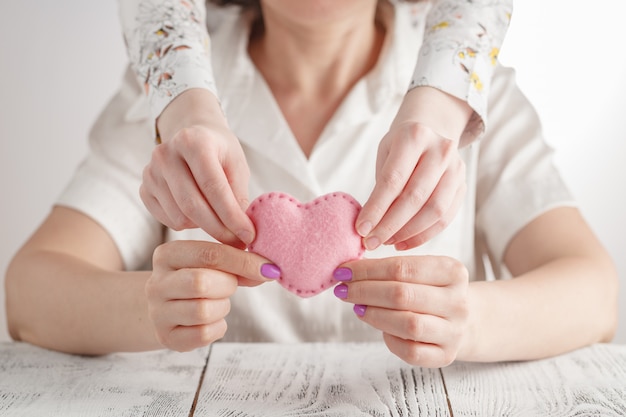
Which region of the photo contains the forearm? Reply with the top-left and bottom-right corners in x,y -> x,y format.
461,256 -> 618,362
6,250 -> 160,355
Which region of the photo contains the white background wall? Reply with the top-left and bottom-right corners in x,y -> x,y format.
1,1 -> 625,344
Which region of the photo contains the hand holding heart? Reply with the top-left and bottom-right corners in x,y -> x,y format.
245,191 -> 471,367
146,240 -> 274,352
146,191 -> 470,364
334,255 -> 470,368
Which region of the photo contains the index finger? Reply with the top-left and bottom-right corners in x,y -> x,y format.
338,256 -> 465,287
356,139 -> 422,238
154,240 -> 274,284
186,152 -> 256,245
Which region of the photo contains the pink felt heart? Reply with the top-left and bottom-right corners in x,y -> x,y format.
246,192 -> 365,297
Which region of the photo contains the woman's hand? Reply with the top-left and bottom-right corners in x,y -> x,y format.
140,89 -> 256,248
333,255 -> 470,367
356,86 -> 472,251
146,240 -> 278,352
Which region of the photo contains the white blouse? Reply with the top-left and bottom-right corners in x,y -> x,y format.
58,3 -> 573,343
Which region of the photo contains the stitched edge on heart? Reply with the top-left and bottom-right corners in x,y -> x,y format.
247,192 -> 365,297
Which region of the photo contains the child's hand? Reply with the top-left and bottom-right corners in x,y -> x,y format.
356,87 -> 473,251
333,256 -> 469,367
139,90 -> 256,248
146,240 -> 276,352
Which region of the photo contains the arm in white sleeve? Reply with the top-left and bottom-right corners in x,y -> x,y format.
117,0 -> 218,125
409,0 -> 513,142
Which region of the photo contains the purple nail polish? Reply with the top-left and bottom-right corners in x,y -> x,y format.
260,263 -> 281,279
353,304 -> 367,317
333,267 -> 353,282
334,284 -> 348,299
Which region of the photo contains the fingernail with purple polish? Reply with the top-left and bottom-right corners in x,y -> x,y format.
260,263 -> 281,279
334,284 -> 348,299
353,304 -> 367,317
333,267 -> 353,282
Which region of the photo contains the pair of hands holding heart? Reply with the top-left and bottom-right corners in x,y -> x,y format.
142,94 -> 470,366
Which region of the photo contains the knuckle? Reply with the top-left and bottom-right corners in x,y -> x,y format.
449,259 -> 469,285
438,214 -> 453,230
403,187 -> 428,208
427,199 -> 448,219
152,243 -> 170,267
376,222 -> 399,239
177,194 -> 204,222
440,347 -> 458,367
379,168 -> 405,190
173,127 -> 198,147
403,343 -> 423,366
151,143 -> 169,163
239,253 -> 255,277
190,271 -> 209,295
402,122 -> 426,143
438,257 -> 468,285
198,321 -> 227,345
389,258 -> 417,281
362,202 -> 386,220
389,284 -> 414,308
198,244 -> 222,268
222,299 -> 232,317
167,212 -> 193,231
440,137 -> 456,156
405,314 -> 425,339
402,235 -> 426,249
193,300 -> 211,322
198,176 -> 227,196
452,296 -> 470,320
212,227 -> 235,245
138,183 -> 151,204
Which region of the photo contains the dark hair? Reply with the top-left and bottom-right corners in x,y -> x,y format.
208,0 -> 259,7
208,0 -> 423,7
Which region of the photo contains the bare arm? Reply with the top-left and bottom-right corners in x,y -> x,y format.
5,205 -> 273,355
462,207 -> 619,362
337,206 -> 618,367
5,206 -> 159,354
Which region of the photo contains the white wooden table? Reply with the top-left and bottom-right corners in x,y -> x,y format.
1,342 -> 625,416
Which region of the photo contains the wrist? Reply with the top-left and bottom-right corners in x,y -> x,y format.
156,88 -> 228,143
457,281 -> 483,362
394,86 -> 473,144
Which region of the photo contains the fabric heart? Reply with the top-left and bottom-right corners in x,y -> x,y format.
246,192 -> 365,298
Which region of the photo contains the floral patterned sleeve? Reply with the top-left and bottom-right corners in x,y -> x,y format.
118,0 -> 512,143
410,0 -> 513,142
117,0 -> 218,126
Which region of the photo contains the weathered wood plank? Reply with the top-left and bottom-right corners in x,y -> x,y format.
195,342 -> 449,416
441,344 -> 626,416
0,342 -> 208,417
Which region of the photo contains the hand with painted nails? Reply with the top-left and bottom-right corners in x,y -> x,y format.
140,89 -> 255,248
146,240 -> 277,352
356,87 -> 471,251
333,256 -> 469,367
